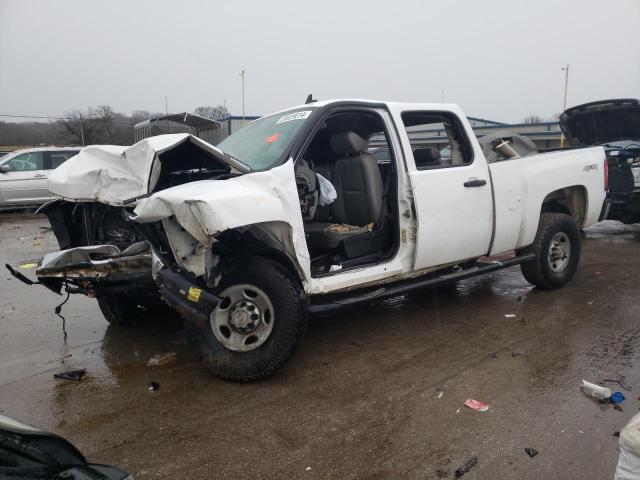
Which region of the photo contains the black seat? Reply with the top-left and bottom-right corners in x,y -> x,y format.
305,131 -> 386,257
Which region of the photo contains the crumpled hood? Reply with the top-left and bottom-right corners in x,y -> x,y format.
48,133 -> 248,205
560,98 -> 640,147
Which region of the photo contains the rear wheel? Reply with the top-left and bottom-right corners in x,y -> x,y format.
186,257 -> 306,382
520,213 -> 581,289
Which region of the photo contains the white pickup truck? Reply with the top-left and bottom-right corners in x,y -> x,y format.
8,99 -> 608,381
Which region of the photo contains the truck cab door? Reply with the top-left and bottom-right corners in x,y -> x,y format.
391,107 -> 493,270
0,151 -> 49,205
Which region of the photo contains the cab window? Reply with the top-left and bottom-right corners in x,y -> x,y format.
5,152 -> 45,171
401,112 -> 473,169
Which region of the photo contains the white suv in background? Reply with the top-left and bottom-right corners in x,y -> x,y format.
0,147 -> 80,208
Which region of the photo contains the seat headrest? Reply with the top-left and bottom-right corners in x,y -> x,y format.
413,147 -> 441,167
330,131 -> 368,156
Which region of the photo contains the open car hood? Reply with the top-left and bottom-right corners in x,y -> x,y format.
48,133 -> 250,206
559,98 -> 640,147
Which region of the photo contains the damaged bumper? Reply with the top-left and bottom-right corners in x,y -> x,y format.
7,243 -> 154,296
155,269 -> 220,326
6,242 -> 221,326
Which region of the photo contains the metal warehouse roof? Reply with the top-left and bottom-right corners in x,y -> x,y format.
134,113 -> 222,131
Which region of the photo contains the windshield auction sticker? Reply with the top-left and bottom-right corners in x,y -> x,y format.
276,110 -> 312,124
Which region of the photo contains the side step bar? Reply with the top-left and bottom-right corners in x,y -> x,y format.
308,253 -> 536,314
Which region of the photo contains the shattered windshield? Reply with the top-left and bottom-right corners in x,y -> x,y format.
217,108 -> 316,171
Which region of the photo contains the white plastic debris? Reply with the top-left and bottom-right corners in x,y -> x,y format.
329,264 -> 343,272
505,314 -> 516,318
316,173 -> 337,206
581,380 -> 611,401
615,413 -> 640,480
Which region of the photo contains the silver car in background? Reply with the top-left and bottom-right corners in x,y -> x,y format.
0,147 -> 80,208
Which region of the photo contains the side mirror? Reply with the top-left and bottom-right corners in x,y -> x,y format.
0,165 -> 10,173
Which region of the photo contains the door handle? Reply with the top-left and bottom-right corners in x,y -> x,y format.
33,174 -> 46,178
464,179 -> 487,188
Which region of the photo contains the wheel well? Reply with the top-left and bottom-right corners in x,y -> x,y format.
212,227 -> 304,290
541,186 -> 587,226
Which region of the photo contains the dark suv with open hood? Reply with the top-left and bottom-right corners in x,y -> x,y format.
560,98 -> 640,224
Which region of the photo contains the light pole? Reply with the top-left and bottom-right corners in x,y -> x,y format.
560,64 -> 570,148
239,69 -> 245,120
164,97 -> 168,115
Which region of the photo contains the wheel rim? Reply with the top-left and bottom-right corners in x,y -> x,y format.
211,284 -> 274,352
548,232 -> 571,273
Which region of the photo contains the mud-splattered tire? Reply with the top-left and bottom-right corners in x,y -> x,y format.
97,295 -> 176,325
520,213 -> 581,290
186,257 -> 306,382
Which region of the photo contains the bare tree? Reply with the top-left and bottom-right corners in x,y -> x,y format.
522,115 -> 543,124
93,105 -> 116,142
194,105 -> 229,120
57,110 -> 99,145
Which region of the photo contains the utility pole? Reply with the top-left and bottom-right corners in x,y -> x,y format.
239,69 -> 245,120
560,64 -> 570,148
79,115 -> 85,146
164,97 -> 168,115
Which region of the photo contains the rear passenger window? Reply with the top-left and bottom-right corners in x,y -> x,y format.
48,151 -> 78,169
401,112 -> 473,169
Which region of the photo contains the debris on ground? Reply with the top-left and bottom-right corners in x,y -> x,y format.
511,352 -> 523,357
614,431 -> 621,437
147,352 -> 178,367
614,404 -> 624,412
524,448 -> 539,458
581,380 -> 611,401
305,467 -> 312,471
464,399 -> 489,412
487,352 -> 497,359
39,225 -> 53,231
436,389 -> 444,399
54,369 -> 86,381
148,381 -> 160,391
610,392 -> 626,404
504,314 -> 516,318
454,456 -> 478,477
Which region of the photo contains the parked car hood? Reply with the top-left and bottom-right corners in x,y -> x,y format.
559,98 -> 640,147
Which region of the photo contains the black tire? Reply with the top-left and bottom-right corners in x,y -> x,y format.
97,295 -> 177,325
520,212 -> 581,289
186,257 -> 307,382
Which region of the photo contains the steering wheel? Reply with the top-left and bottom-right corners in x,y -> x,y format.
295,159 -> 318,220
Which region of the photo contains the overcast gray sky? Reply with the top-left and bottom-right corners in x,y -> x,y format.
1,0 -> 639,123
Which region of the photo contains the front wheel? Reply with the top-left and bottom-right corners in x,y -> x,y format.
520,213 -> 581,290
186,257 -> 307,382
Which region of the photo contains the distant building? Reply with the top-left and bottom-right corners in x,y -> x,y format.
134,113 -> 222,144
134,113 -> 261,145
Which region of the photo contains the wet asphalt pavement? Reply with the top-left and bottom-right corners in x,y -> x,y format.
1,212 -> 640,479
